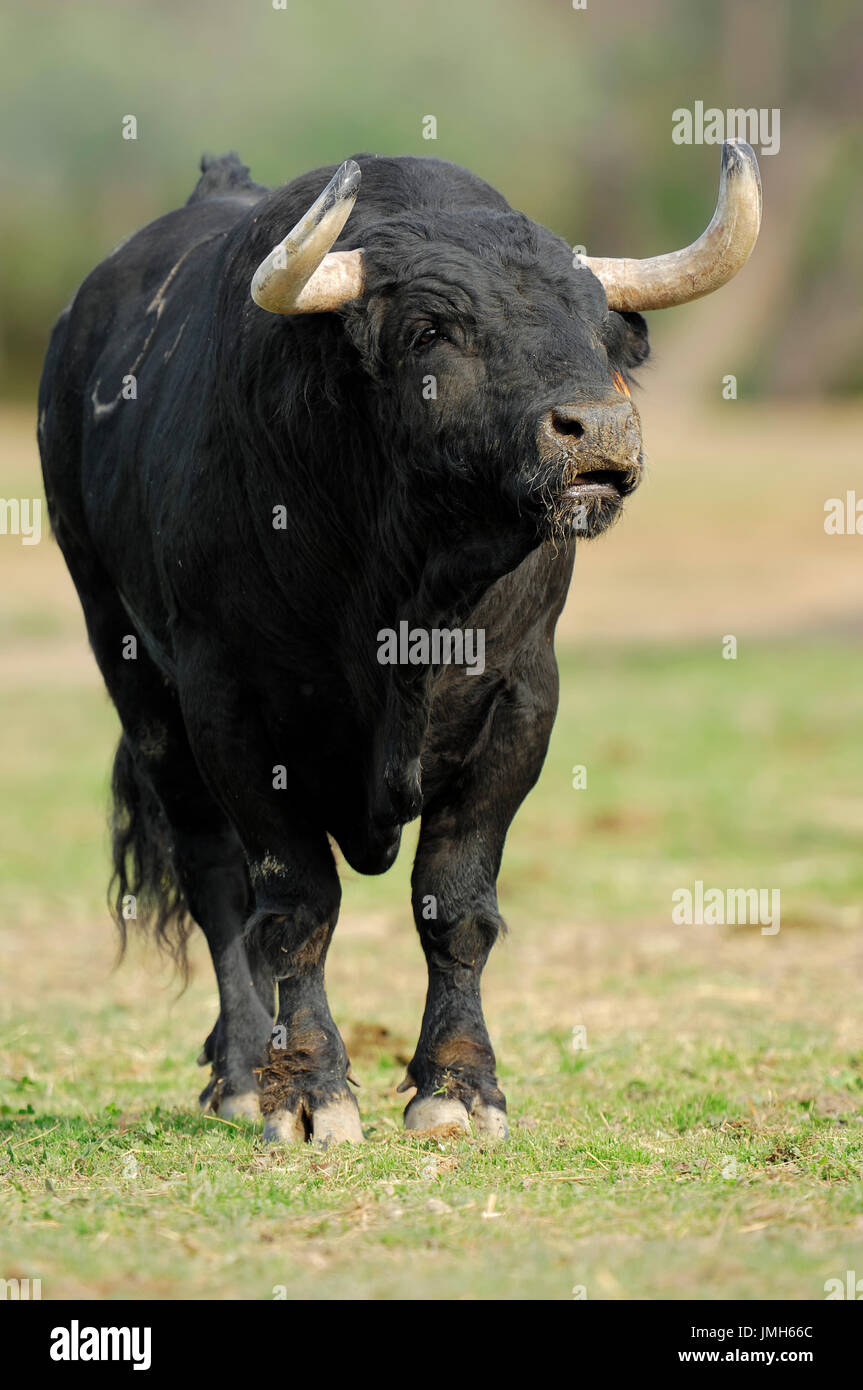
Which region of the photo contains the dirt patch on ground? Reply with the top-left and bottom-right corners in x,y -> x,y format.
403,1122 -> 468,1142
342,1022 -> 412,1067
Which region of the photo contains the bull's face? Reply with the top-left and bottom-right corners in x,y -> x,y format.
250,147 -> 760,544
345,218 -> 649,541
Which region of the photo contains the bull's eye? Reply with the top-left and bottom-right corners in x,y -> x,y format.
412,325 -> 440,349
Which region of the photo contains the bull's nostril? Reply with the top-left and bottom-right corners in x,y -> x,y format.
552,413 -> 585,440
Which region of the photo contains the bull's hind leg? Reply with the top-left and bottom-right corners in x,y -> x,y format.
405,663 -> 559,1139
51,540 -> 274,1119
110,729 -> 276,1122
158,819 -> 273,1121
166,822 -> 274,1121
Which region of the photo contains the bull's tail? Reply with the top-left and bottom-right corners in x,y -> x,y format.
109,734 -> 194,979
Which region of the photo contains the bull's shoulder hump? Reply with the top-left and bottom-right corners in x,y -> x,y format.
188,151 -> 270,205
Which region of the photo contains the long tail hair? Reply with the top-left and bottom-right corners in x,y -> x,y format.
109,734 -> 194,979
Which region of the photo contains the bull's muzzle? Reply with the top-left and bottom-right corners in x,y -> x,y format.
538,398 -> 642,488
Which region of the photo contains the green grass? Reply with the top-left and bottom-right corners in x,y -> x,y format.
2,639 -> 863,1298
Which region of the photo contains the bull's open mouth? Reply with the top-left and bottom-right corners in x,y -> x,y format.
547,461 -> 642,541
563,465 -> 640,501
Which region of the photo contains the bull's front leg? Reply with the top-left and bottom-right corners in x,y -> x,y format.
404,825 -> 509,1138
403,654 -> 560,1140
179,636 -> 362,1145
250,847 -> 363,1146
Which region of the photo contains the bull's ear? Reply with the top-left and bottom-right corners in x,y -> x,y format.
342,292 -> 386,378
615,310 -> 650,368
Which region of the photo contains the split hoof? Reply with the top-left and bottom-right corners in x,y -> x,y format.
199,1075 -> 260,1122
261,1106 -> 307,1145
404,1096 -> 471,1134
312,1096 -> 364,1146
403,1094 -> 509,1140
470,1099 -> 509,1140
218,1090 -> 260,1122
262,1093 -> 364,1146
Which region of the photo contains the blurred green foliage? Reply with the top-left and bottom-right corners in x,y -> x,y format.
0,0 -> 860,398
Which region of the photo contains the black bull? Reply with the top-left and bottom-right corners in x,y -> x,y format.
38,148 -> 759,1142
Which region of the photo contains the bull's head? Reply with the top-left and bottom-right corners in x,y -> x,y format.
250,144 -> 760,542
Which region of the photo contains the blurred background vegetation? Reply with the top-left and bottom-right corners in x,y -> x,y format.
0,0 -> 860,400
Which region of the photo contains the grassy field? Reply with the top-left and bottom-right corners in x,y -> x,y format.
1,406 -> 862,1299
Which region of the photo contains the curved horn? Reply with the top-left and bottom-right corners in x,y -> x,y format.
251,159 -> 365,315
581,139 -> 761,312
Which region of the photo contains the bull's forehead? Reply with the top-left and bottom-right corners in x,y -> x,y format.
361,211 -> 609,327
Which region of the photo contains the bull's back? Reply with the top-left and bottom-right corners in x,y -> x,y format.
39,188 -> 261,564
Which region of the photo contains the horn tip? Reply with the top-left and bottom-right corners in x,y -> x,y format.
336,158 -> 362,196
720,138 -> 759,178
720,138 -> 762,224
